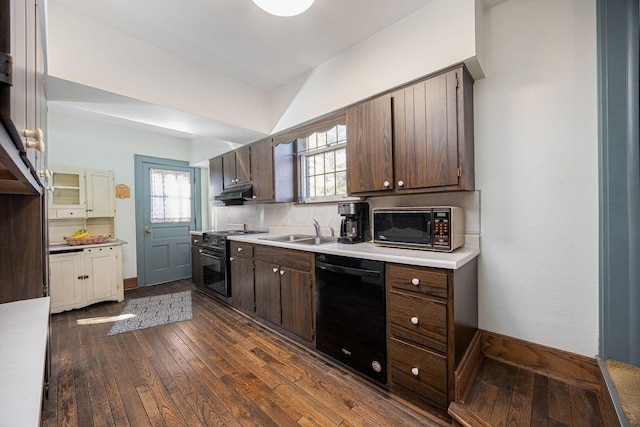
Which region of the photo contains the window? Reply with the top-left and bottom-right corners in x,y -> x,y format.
297,124 -> 348,202
149,168 -> 192,223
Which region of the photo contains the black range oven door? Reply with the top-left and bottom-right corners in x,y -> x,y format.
200,248 -> 228,297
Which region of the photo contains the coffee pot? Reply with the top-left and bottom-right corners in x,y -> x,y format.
337,201 -> 370,244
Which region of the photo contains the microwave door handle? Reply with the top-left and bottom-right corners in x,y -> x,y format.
427,217 -> 432,239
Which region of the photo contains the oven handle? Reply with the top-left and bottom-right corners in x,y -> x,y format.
316,261 -> 381,278
199,249 -> 224,261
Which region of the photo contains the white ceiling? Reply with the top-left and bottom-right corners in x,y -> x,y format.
47,0 -> 438,141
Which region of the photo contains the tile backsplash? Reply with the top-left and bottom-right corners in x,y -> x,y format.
211,190 -> 480,238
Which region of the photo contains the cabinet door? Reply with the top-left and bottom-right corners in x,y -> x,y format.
346,94 -> 393,194
50,168 -> 86,209
235,145 -> 251,184
222,151 -> 236,188
254,260 -> 281,325
280,268 -> 313,341
393,70 -> 459,190
86,170 -> 115,217
230,255 -> 255,312
84,247 -> 118,302
250,138 -> 274,202
209,156 -> 224,206
49,253 -> 84,309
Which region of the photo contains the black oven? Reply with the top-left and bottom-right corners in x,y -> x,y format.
200,247 -> 227,296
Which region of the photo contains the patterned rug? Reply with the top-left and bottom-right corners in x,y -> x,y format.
108,291 -> 193,336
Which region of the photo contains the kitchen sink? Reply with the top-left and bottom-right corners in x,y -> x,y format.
259,234 -> 314,243
258,234 -> 336,245
291,237 -> 337,246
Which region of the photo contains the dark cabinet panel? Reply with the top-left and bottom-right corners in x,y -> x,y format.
393,70 -> 459,191
346,94 -> 393,194
230,253 -> 255,313
209,156 -> 224,206
280,268 -> 313,341
223,145 -> 251,188
250,138 -> 274,202
254,259 -> 282,325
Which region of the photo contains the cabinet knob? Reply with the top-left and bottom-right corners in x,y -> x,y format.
237,247 -> 243,252
24,128 -> 45,152
273,267 -> 279,273
411,278 -> 420,286
252,195 -> 257,199
397,180 -> 404,187
230,257 -> 234,261
383,180 -> 390,188
280,269 -> 285,275
411,367 -> 419,376
411,316 -> 419,325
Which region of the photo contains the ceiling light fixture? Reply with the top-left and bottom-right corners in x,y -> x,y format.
252,0 -> 315,17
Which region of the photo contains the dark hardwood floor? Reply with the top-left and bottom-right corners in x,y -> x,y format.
463,357 -> 612,426
42,280 -> 440,427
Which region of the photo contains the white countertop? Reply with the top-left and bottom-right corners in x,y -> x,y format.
50,238 -> 127,252
229,233 -> 479,270
0,297 -> 50,427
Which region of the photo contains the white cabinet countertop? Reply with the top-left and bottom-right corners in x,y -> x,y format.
229,234 -> 479,270
0,297 -> 50,427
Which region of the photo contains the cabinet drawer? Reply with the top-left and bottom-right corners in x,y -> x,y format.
52,208 -> 86,219
230,241 -> 254,257
389,291 -> 446,353
389,337 -> 447,408
255,245 -> 312,271
387,264 -> 448,299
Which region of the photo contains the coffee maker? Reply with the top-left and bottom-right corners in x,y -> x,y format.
337,201 -> 370,244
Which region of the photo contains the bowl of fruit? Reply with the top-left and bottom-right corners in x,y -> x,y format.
64,229 -> 111,246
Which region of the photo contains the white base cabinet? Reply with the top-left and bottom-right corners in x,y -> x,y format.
50,244 -> 124,313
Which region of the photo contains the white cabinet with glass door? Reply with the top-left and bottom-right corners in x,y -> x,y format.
49,167 -> 86,219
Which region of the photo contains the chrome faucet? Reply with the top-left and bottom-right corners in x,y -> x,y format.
313,219 -> 321,237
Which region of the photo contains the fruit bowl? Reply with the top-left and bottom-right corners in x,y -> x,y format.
64,235 -> 111,246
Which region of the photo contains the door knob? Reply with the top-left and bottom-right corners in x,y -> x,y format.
145,228 -> 152,234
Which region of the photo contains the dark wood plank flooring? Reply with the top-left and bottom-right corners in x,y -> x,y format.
465,357 -> 611,427
42,280 -> 440,426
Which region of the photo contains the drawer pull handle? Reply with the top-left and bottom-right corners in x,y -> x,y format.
411,278 -> 420,286
273,267 -> 279,273
411,367 -> 419,376
410,316 -> 419,325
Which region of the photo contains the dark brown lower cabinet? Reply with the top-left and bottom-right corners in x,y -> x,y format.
387,259 -> 478,412
254,260 -> 282,324
229,242 -> 255,313
254,245 -> 314,342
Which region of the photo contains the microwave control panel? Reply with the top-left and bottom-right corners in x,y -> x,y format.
432,209 -> 451,248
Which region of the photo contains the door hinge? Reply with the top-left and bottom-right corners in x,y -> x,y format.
455,73 -> 460,89
0,53 -> 13,86
457,167 -> 462,177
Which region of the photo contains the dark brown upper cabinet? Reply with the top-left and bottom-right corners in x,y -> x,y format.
250,137 -> 294,203
346,94 -> 393,194
223,144 -> 251,188
209,156 -> 224,206
346,64 -> 474,196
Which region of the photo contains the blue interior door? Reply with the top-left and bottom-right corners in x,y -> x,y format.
136,156 -> 199,286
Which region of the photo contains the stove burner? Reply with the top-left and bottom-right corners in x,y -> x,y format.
201,230 -> 265,249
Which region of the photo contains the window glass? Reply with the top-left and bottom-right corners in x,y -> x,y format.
297,124 -> 348,202
150,168 -> 191,223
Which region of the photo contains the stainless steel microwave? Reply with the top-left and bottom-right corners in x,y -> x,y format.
372,207 -> 464,252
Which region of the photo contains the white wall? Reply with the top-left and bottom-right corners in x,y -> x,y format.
474,0 -> 598,356
47,3 -> 270,135
48,111 -> 201,280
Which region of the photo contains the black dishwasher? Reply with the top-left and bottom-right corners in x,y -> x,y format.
315,254 -> 386,385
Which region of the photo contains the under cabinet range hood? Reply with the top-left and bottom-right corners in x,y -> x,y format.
214,183 -> 253,205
